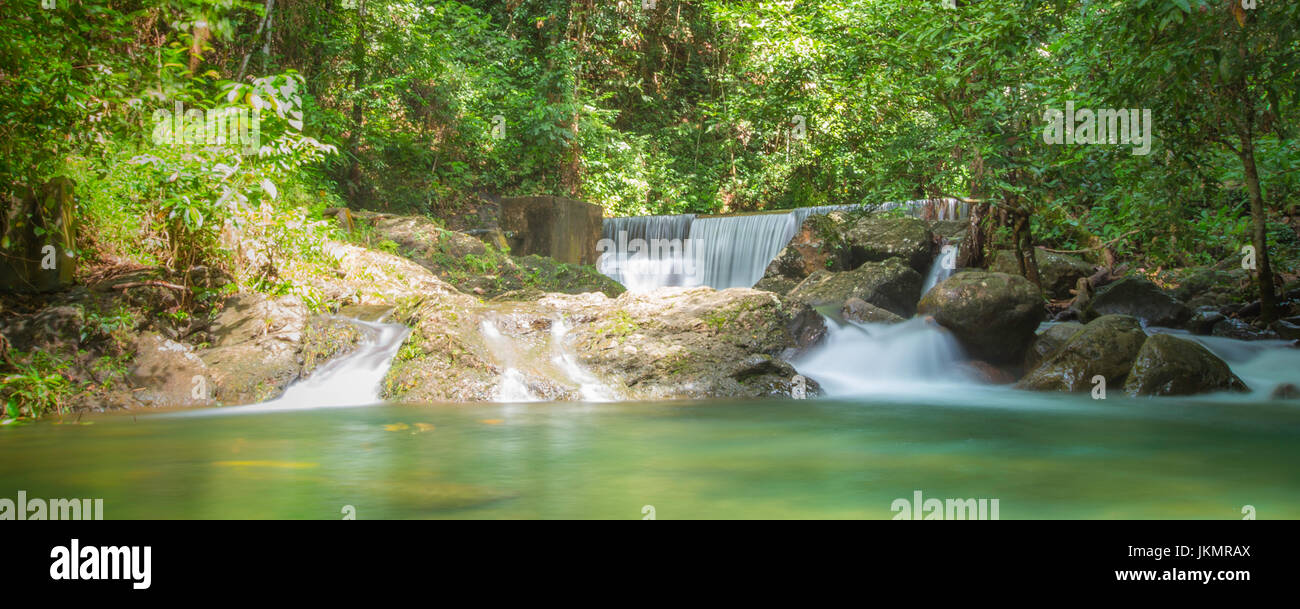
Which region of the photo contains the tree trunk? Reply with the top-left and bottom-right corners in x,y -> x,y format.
1239,135 -> 1277,322
345,0 -> 367,203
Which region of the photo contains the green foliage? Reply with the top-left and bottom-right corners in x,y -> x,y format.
2,351 -> 77,419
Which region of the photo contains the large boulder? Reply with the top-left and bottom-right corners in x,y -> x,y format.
786,259 -> 922,317
756,212 -> 848,294
1123,333 -> 1248,396
198,293 -> 309,405
1023,321 -> 1083,370
1085,277 -> 1191,328
989,249 -> 1094,300
842,216 -> 935,274
917,271 -> 1044,364
1017,315 -> 1148,392
128,333 -> 216,408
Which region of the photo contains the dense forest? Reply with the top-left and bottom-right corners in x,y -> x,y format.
2,0 -> 1299,415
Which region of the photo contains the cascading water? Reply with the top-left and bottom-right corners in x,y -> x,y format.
793,315 -> 971,397
601,198 -> 968,291
689,213 -> 800,289
921,240 -> 956,296
184,316 -> 411,414
599,214 -> 696,291
550,318 -> 616,402
480,319 -> 542,402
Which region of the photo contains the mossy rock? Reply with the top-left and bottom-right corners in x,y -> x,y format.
787,258 -> 922,317
1017,315 -> 1147,392
842,216 -> 935,274
917,271 -> 1044,364
1123,333 -> 1248,397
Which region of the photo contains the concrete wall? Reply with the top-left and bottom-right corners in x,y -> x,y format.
498,195 -> 603,265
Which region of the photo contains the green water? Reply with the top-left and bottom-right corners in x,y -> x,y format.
2,389 -> 1298,519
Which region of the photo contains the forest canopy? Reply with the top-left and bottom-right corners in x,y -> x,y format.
1,0 -> 1297,312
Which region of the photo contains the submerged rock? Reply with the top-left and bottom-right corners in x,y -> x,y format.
1085,277 -> 1190,328
787,259 -> 922,317
1271,383 -> 1300,400
842,216 -> 935,274
1122,333 -> 1248,397
1017,315 -> 1147,392
989,249 -> 1094,300
917,271 -> 1044,364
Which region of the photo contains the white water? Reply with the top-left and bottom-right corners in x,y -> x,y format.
920,254 -> 954,297
601,198 -> 968,292
480,319 -> 542,402
551,319 -> 617,402
794,316 -> 972,397
169,316 -> 410,416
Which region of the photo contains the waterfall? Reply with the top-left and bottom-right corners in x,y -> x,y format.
224,317 -> 410,412
480,319 -> 542,402
921,240 -> 957,296
793,316 -> 970,396
690,213 -> 800,289
599,214 -> 696,291
550,319 -> 616,401
601,198 -> 968,291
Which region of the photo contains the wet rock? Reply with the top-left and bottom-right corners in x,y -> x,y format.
843,216 -> 935,274
1271,319 -> 1300,341
1270,383 -> 1300,400
784,300 -> 829,352
386,287 -> 817,402
841,297 -> 905,324
1085,277 -> 1190,328
1123,333 -> 1248,397
199,293 -> 309,405
989,249 -> 1094,300
1024,322 -> 1083,370
729,354 -> 821,397
1187,307 -> 1226,335
756,213 -> 848,294
787,259 -> 922,317
128,333 -> 215,408
299,317 -> 363,379
1211,318 -> 1278,341
1017,315 -> 1147,392
917,271 -> 1044,364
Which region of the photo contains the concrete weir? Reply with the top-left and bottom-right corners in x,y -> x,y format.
498,195 -> 604,265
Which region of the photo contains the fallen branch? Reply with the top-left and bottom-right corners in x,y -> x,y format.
110,280 -> 188,292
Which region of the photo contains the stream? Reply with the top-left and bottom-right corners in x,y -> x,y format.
2,311 -> 1298,519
